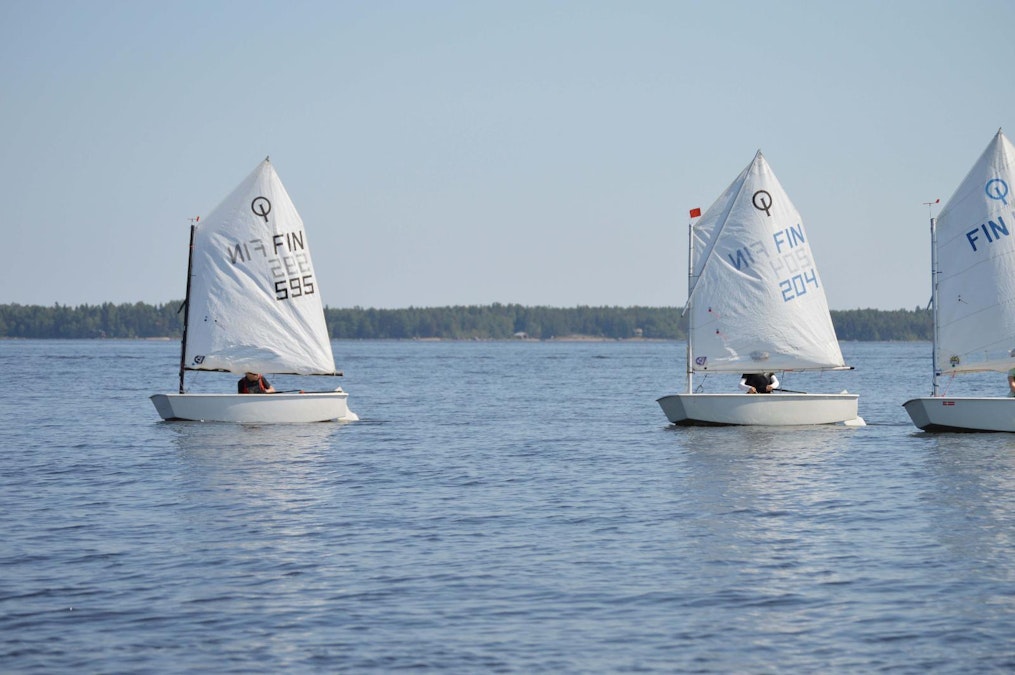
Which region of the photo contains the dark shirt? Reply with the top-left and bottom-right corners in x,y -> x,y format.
238,375 -> 271,394
742,373 -> 774,394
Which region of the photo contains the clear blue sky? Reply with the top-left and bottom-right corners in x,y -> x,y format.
2,0 -> 1012,310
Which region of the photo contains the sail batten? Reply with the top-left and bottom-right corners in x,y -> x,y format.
183,159 -> 337,376
687,152 -> 846,376
934,130 -> 1015,375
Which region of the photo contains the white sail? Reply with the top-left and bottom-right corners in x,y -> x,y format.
688,151 -> 846,373
183,159 -> 337,375
934,130 -> 1015,375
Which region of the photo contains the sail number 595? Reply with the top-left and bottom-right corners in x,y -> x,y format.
275,275 -> 315,301
779,268 -> 818,302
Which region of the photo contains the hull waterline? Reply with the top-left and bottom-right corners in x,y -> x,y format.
150,390 -> 358,423
657,392 -> 862,426
903,396 -> 1015,432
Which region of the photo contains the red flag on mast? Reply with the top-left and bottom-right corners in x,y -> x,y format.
689,207 -> 702,218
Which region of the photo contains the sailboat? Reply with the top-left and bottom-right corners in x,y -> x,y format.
150,158 -> 358,423
903,130 -> 1015,432
657,151 -> 863,426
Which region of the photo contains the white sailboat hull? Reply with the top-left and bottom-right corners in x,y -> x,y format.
902,131 -> 1015,433
903,397 -> 1015,432
657,393 -> 861,426
150,390 -> 358,423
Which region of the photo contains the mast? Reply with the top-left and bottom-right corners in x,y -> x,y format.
683,208 -> 702,393
685,216 -> 694,394
178,223 -> 197,394
930,215 -> 940,396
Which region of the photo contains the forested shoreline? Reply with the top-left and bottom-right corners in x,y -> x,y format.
0,302 -> 931,341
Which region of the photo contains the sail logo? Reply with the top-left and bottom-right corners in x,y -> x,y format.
251,196 -> 272,222
752,190 -> 773,216
986,178 -> 1009,205
965,216 -> 1009,252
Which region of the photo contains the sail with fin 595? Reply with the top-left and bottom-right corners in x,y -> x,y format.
151,158 -> 358,423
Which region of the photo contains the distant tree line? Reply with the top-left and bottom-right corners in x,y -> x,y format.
0,302 -> 932,341
831,307 -> 931,341
325,304 -> 687,340
0,302 -> 185,339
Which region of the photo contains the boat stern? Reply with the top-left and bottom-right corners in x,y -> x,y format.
657,394 -> 692,425
150,394 -> 180,421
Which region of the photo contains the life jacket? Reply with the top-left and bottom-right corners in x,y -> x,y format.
239,375 -> 269,394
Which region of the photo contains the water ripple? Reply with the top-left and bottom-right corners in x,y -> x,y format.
1,340 -> 1014,672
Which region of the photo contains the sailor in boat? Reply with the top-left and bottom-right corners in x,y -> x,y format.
740,372 -> 778,394
238,372 -> 276,394
1008,350 -> 1015,397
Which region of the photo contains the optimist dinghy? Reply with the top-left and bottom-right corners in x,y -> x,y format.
151,158 -> 357,423
903,130 -> 1015,432
657,151 -> 862,426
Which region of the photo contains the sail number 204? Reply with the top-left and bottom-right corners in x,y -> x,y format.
779,268 -> 819,302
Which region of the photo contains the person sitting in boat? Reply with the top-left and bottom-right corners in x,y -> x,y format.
238,372 -> 276,394
1008,351 -> 1015,397
740,372 -> 778,394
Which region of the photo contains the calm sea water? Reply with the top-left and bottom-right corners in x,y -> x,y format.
1,339 -> 1014,673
